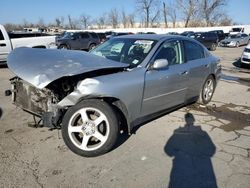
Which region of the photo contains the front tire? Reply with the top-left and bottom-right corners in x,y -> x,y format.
198,75 -> 216,105
62,99 -> 119,157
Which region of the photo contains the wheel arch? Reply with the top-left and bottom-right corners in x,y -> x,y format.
77,96 -> 131,134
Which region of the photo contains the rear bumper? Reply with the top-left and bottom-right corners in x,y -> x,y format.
241,57 -> 250,64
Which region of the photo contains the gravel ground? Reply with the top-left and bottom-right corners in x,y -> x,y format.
0,46 -> 249,188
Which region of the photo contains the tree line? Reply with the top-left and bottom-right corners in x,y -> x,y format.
4,0 -> 234,31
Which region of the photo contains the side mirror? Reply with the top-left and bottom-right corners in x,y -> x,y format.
152,59 -> 169,70
71,37 -> 76,40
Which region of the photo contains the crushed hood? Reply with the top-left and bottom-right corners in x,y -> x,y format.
7,47 -> 128,89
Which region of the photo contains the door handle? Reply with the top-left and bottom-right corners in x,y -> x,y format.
0,43 -> 6,47
180,71 -> 188,75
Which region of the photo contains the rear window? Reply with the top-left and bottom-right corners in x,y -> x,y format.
0,31 -> 4,40
184,40 -> 205,61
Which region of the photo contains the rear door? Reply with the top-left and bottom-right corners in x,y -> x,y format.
142,39 -> 189,116
79,33 -> 91,50
183,40 -> 210,100
0,29 -> 12,62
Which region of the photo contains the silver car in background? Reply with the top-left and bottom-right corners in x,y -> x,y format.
7,35 -> 221,157
220,33 -> 250,47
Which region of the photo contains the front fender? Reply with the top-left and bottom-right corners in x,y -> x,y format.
57,68 -> 146,124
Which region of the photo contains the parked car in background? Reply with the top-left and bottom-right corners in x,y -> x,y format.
0,24 -> 56,64
241,44 -> 250,67
230,26 -> 250,35
56,31 -> 100,51
220,33 -> 250,47
193,32 -> 219,51
180,31 -> 195,37
96,32 -> 107,43
167,32 -> 179,35
106,32 -> 133,40
7,34 -> 221,157
209,30 -> 226,41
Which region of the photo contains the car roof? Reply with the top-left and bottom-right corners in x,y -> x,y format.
114,34 -> 187,41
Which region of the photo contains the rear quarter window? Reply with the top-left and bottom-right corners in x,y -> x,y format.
0,31 -> 4,40
184,40 -> 205,61
89,32 -> 99,39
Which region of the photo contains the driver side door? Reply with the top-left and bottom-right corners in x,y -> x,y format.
141,39 -> 190,116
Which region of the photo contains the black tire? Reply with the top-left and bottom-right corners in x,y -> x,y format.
198,75 -> 216,105
210,43 -> 217,51
88,43 -> 96,51
62,99 -> 119,157
58,44 -> 69,50
236,42 -> 239,48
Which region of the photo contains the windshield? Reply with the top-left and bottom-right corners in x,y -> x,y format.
61,32 -> 75,39
228,35 -> 240,39
90,38 -> 156,67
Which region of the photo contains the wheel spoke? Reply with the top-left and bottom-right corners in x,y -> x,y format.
93,131 -> 106,142
79,109 -> 89,122
80,135 -> 90,150
94,114 -> 106,126
68,125 -> 82,133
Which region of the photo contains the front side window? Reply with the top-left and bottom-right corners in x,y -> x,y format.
184,40 -> 205,61
90,38 -> 156,67
154,40 -> 183,66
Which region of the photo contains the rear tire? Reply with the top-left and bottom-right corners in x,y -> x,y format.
236,42 -> 239,48
198,75 -> 216,105
62,99 -> 119,157
88,44 -> 96,51
58,44 -> 69,50
210,43 -> 217,51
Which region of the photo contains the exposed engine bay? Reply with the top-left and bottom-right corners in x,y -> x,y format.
10,68 -> 125,128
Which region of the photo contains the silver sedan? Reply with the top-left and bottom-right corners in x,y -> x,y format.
7,35 -> 221,157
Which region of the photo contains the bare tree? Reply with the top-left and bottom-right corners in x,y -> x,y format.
97,13 -> 107,29
79,14 -> 91,29
218,13 -> 232,26
68,15 -> 74,29
136,0 -> 160,27
150,9 -> 160,27
128,14 -> 135,28
55,16 -> 64,28
121,9 -> 129,28
177,0 -> 198,27
163,2 -> 168,28
201,0 -> 227,26
67,15 -> 78,29
37,18 -> 45,28
108,8 -> 119,28
165,0 -> 177,28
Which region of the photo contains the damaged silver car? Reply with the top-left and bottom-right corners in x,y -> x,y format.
7,35 -> 221,157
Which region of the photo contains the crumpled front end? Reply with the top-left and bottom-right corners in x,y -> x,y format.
11,77 -> 62,127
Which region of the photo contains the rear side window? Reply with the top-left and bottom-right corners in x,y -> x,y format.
80,33 -> 89,39
89,32 -> 99,39
184,40 -> 205,61
0,31 -> 4,40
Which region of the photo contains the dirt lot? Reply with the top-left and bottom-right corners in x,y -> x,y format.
0,46 -> 250,188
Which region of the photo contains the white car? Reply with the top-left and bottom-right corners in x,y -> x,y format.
241,44 -> 250,66
0,24 -> 56,64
